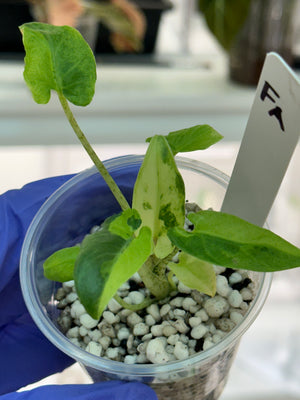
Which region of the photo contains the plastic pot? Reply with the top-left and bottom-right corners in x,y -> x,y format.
20,155 -> 272,400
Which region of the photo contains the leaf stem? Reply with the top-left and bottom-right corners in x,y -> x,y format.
167,271 -> 177,292
58,92 -> 130,211
138,255 -> 172,299
114,294 -> 156,311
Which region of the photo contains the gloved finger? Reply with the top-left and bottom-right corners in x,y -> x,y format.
0,313 -> 73,395
0,165 -> 140,392
1,166 -> 138,325
0,175 -> 73,294
0,381 -> 158,400
0,175 -> 74,393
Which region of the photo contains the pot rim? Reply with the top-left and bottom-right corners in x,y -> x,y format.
20,154 -> 272,377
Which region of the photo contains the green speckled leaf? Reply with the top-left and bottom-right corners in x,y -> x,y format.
20,22 -> 96,106
168,210 -> 300,272
108,208 -> 141,239
74,212 -> 152,319
132,135 -> 185,258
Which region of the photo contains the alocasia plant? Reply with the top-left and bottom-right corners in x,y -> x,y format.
20,22 -> 300,320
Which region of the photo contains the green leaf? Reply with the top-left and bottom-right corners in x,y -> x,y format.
198,0 -> 252,50
108,208 -> 141,239
74,213 -> 152,319
169,252 -> 216,297
168,210 -> 300,272
20,22 -> 96,106
132,135 -> 185,258
43,246 -> 80,282
147,125 -> 223,155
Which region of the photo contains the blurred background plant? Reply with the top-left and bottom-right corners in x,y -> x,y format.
0,0 -> 298,81
197,0 -> 252,51
197,0 -> 298,84
28,0 -> 146,53
27,0 -> 83,26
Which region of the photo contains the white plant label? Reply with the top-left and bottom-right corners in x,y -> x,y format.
221,52 -> 300,226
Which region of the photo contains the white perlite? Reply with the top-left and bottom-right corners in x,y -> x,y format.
79,313 -> 99,329
174,341 -> 189,360
146,304 -> 161,322
128,291 -> 145,305
146,338 -> 170,364
228,290 -> 243,308
133,323 -> 149,336
71,300 -> 86,319
189,316 -> 202,328
191,324 -> 208,339
107,298 -> 123,313
103,311 -> 120,325
216,275 -> 231,297
86,341 -> 102,356
204,296 -> 230,318
117,327 -> 130,341
58,266 -> 255,365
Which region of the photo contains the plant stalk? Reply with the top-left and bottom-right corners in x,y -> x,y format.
58,93 -> 130,211
114,294 -> 156,311
138,255 -> 172,299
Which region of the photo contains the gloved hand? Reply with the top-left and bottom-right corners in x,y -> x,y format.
0,175 -> 74,394
1,381 -> 157,400
0,174 -> 156,400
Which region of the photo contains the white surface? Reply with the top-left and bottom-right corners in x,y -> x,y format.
221,53 -> 300,227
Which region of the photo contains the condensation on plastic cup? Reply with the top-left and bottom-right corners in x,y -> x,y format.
20,155 -> 273,400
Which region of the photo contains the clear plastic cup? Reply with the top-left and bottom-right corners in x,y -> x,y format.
20,155 -> 272,400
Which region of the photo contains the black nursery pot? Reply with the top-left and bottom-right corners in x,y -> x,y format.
20,155 -> 272,400
0,0 -> 33,53
94,0 -> 173,54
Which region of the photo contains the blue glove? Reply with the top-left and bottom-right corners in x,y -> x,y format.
0,175 -> 74,394
0,174 -> 157,400
1,381 -> 157,400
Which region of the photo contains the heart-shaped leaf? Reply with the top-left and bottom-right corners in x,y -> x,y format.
168,210 -> 300,272
20,22 -> 96,106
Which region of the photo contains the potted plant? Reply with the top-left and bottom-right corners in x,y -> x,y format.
19,22 -> 300,400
